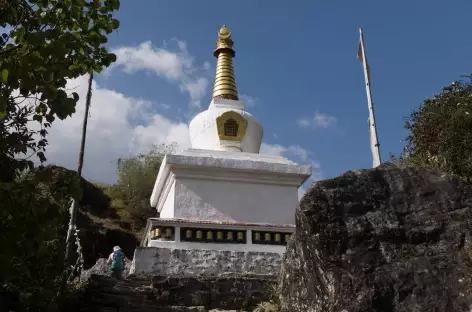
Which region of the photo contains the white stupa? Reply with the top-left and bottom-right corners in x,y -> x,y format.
130,26 -> 312,277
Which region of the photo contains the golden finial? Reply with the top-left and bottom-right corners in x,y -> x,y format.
212,25 -> 239,101
218,25 -> 231,39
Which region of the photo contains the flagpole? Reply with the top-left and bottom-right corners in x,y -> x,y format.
359,27 -> 382,167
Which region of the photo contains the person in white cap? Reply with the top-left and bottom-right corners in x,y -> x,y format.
107,246 -> 126,279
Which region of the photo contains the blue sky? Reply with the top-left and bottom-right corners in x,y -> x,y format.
40,0 -> 472,185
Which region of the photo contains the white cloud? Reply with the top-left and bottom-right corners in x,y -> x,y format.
239,94 -> 256,108
110,40 -> 209,107
181,77 -> 208,107
298,187 -> 307,201
297,111 -> 337,129
38,76 -> 190,184
203,61 -> 211,71
260,143 -> 319,168
260,142 -> 322,185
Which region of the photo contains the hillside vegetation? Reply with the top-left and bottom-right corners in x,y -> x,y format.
56,143 -> 176,268
98,143 -> 177,231
393,75 -> 472,181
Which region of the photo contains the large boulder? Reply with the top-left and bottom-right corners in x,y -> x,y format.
280,164 -> 472,312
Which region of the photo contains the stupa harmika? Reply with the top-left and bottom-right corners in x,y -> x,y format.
130,26 -> 312,277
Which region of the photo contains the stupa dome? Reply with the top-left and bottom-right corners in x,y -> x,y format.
189,98 -> 263,153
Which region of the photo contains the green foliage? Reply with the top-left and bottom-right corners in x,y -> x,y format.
388,152 -> 411,166
103,143 -> 177,229
0,168 -> 76,311
0,0 -> 120,181
399,75 -> 472,180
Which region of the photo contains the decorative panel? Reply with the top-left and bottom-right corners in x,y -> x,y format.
180,227 -> 247,244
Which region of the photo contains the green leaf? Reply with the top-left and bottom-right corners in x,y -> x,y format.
37,102 -> 48,114
37,152 -> 47,163
110,0 -> 120,10
1,69 -> 8,83
111,19 -> 120,29
33,115 -> 43,122
102,53 -> 117,67
0,96 -> 6,120
45,114 -> 55,123
92,63 -> 103,73
72,92 -> 79,102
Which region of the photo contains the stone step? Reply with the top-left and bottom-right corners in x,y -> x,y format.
80,305 -> 249,312
78,274 -> 274,311
79,305 -> 207,312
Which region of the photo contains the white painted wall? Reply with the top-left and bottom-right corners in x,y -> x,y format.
172,178 -> 297,224
160,181 -> 175,218
150,148 -> 312,214
148,239 -> 286,253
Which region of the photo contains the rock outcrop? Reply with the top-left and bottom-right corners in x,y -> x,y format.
280,164 -> 472,312
77,211 -> 139,268
80,258 -> 133,281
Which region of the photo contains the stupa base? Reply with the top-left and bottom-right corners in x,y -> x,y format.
130,217 -> 295,277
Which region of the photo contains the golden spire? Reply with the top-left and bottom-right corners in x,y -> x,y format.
212,25 -> 239,101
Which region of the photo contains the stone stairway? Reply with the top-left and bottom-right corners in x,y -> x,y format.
75,274 -> 275,312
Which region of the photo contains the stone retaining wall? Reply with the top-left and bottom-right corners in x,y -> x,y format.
130,247 -> 282,277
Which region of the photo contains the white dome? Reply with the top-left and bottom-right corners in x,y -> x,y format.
189,98 -> 263,153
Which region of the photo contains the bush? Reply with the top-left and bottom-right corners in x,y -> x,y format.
106,143 -> 176,229
399,76 -> 472,180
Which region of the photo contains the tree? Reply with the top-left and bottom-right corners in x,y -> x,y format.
0,0 -> 120,181
105,143 -> 177,229
0,168 -> 79,311
0,1 -> 120,310
399,75 -> 472,180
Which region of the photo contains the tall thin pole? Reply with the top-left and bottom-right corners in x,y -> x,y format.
60,72 -> 93,294
358,28 -> 381,167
